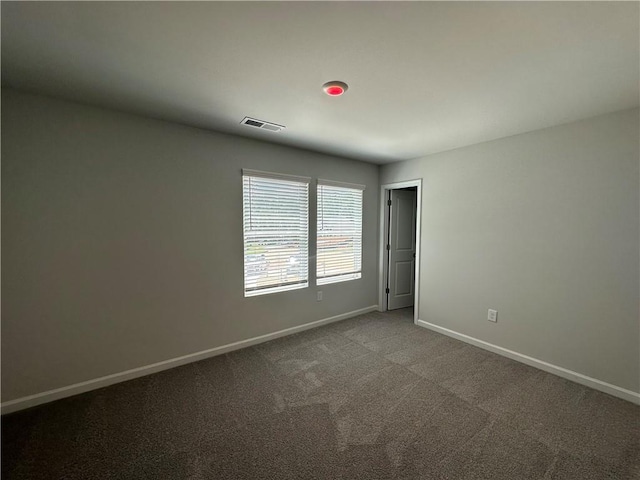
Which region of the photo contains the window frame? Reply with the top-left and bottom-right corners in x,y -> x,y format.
242,169 -> 310,297
316,179 -> 365,286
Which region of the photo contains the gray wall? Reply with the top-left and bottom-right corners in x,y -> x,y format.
1,89 -> 379,402
381,108 -> 640,393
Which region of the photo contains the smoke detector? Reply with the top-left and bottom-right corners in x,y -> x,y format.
240,117 -> 285,132
323,81 -> 348,96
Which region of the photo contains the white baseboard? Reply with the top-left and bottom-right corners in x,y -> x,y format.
1,305 -> 379,415
416,319 -> 640,406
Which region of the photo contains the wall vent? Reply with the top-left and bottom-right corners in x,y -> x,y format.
241,117 -> 285,132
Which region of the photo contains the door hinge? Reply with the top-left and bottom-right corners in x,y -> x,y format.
387,199 -> 392,206
385,288 -> 390,294
386,244 -> 390,251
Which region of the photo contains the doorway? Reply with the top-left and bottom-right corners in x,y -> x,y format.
379,180 -> 422,324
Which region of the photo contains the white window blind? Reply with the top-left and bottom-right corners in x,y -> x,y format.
242,170 -> 309,297
317,180 -> 364,285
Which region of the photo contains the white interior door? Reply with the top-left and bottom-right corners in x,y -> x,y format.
387,189 -> 417,310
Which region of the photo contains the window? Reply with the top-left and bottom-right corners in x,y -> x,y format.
317,180 -> 364,285
242,170 -> 309,297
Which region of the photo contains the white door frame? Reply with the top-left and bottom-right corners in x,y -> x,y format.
378,179 -> 422,324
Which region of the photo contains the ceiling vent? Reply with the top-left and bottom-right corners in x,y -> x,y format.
240,117 -> 285,132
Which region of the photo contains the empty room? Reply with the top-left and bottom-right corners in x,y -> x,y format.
1,2 -> 638,479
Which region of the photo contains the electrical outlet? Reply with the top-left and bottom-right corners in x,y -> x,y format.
488,309 -> 498,322
317,291 -> 323,302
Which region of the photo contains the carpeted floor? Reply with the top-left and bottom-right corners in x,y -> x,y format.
2,308 -> 639,479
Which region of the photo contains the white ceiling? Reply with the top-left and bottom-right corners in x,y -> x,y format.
2,2 -> 638,164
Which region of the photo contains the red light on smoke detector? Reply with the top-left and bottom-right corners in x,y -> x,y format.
323,81 -> 348,97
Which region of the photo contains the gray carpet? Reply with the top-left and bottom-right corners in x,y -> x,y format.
2,308 -> 639,479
